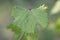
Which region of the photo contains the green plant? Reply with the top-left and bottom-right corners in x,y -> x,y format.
6,0 -> 57,40
7,4 -> 56,40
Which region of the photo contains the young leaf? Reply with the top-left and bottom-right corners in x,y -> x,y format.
11,5 -> 48,33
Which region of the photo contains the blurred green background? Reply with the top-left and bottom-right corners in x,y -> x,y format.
0,0 -> 60,40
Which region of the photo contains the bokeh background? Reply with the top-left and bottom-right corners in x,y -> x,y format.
0,0 -> 60,40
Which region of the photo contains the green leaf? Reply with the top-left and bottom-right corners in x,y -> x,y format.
11,5 -> 48,33
7,24 -> 21,40
7,24 -> 21,35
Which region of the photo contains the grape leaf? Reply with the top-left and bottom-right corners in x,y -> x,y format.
11,5 -> 48,34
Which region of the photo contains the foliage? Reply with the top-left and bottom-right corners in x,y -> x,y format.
7,4 -> 49,40
54,17 -> 60,34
